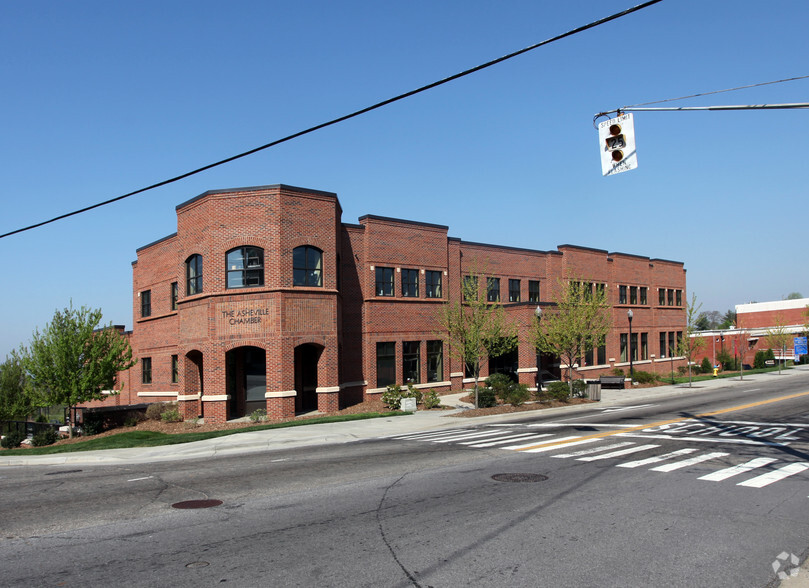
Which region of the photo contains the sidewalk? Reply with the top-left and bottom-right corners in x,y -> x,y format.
2,366 -> 807,468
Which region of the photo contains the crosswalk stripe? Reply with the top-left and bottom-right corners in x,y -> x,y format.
697,457 -> 779,482
551,442 -> 635,459
578,444 -> 660,462
465,433 -> 553,447
430,430 -> 510,443
737,462 -> 809,488
392,429 -> 468,440
650,452 -> 729,472
518,437 -> 595,453
617,448 -> 700,468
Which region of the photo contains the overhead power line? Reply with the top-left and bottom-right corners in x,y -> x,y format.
618,102 -> 809,112
1,0 -> 664,240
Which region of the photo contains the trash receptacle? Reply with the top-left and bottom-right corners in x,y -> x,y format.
586,380 -> 601,401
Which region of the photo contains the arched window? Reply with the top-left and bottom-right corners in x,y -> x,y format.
226,246 -> 264,289
293,246 -> 322,287
186,254 -> 203,295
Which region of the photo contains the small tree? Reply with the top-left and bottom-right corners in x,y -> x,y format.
530,279 -> 611,395
440,270 -> 517,408
0,352 -> 38,422
765,315 -> 792,376
674,293 -> 706,387
22,303 -> 136,437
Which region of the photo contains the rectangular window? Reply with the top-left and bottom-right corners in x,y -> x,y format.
426,340 -> 443,383
375,267 -> 394,297
676,331 -> 683,354
376,342 -> 395,388
463,275 -> 478,301
668,332 -> 676,356
487,277 -> 500,302
667,289 -> 675,306
401,269 -> 419,297
640,287 -> 647,306
620,334 -> 628,362
597,343 -> 607,365
619,285 -> 627,305
641,333 -> 648,360
584,346 -> 594,367
596,283 -> 605,296
508,279 -> 520,302
630,286 -> 638,305
630,332 -> 638,361
171,282 -> 178,311
402,341 -> 420,384
171,355 -> 179,384
140,290 -> 151,318
659,288 -> 666,306
660,332 -> 667,357
142,357 -> 152,384
425,271 -> 442,298
528,280 -> 540,303
676,289 -> 683,306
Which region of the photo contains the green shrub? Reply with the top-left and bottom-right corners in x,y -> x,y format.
570,379 -> 586,398
544,381 -> 570,402
382,384 -> 403,410
476,387 -> 498,408
754,350 -> 766,369
701,357 -> 712,373
35,413 -> 48,423
82,412 -> 105,435
31,429 -> 58,447
611,368 -> 625,377
160,409 -> 182,423
249,409 -> 267,422
145,402 -> 171,420
485,373 -> 513,397
1,432 -> 24,449
405,384 -> 423,404
422,390 -> 441,409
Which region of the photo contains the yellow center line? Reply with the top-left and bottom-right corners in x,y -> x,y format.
515,390 -> 809,452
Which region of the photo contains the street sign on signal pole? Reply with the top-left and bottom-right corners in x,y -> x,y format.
598,113 -> 637,176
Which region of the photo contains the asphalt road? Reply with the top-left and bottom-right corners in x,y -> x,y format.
1,372 -> 808,587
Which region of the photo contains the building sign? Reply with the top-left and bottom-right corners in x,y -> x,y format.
216,301 -> 276,334
795,336 -> 807,358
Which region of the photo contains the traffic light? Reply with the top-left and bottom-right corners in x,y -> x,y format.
598,113 -> 637,176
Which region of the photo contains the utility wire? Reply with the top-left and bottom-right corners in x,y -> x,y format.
1,0 -> 664,240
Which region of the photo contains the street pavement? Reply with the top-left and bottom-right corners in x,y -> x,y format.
2,366 -> 808,469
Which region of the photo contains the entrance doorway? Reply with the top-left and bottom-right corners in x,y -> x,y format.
186,350 -> 204,418
294,344 -> 322,413
226,346 -> 266,419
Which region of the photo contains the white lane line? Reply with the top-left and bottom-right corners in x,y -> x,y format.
650,452 -> 729,472
270,458 -> 289,463
617,448 -> 700,469
392,429 -> 469,440
600,404 -> 656,414
578,444 -> 660,462
738,462 -> 809,488
698,457 -> 779,482
430,430 -> 511,443
127,476 -> 154,482
464,433 -> 553,447
525,423 -> 640,428
615,433 -> 789,447
506,435 -> 582,451
551,442 -> 635,459
715,420 -> 809,428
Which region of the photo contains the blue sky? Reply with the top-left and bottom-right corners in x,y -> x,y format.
1,0 -> 807,359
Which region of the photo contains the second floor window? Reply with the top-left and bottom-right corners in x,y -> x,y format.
619,285 -> 627,304
375,267 -> 394,296
227,246 -> 264,289
293,246 -> 323,287
186,254 -> 203,296
140,290 -> 151,318
487,277 -> 500,302
640,286 -> 647,305
171,282 -> 178,310
509,279 -> 520,302
528,280 -> 540,303
401,269 -> 419,297
141,357 -> 152,384
426,270 -> 442,298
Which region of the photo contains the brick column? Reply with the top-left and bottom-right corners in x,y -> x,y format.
316,387 -> 340,413
266,391 -> 296,420
201,396 -> 229,423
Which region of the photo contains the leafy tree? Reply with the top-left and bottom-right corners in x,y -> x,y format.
784,292 -> 804,300
22,304 -> 136,437
439,270 -> 517,408
719,310 -> 736,329
0,352 -> 37,421
765,315 -> 791,376
674,293 -> 706,387
529,278 -> 611,395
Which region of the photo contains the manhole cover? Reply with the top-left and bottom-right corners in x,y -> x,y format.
491,473 -> 548,483
171,499 -> 223,509
186,561 -> 210,569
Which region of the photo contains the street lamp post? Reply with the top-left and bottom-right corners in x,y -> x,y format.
627,310 -> 634,381
535,306 -> 543,391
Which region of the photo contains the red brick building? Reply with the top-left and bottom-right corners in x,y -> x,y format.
103,184 -> 687,423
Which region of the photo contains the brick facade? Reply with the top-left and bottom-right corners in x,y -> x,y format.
106,184 -> 687,423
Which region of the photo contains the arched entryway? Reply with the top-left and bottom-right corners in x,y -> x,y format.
226,346 -> 267,419
294,343 -> 323,413
185,350 -> 204,418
